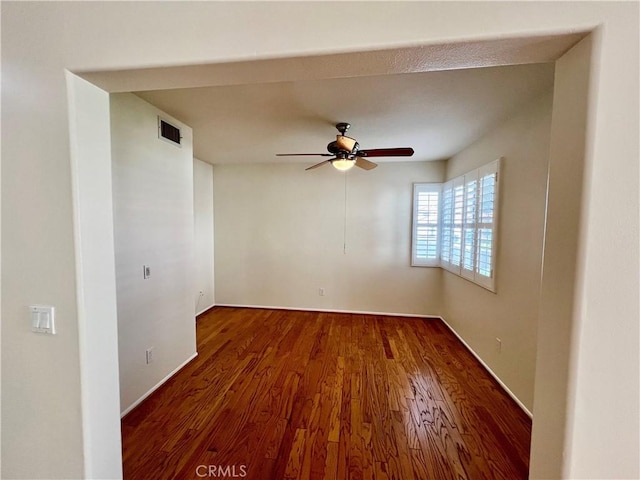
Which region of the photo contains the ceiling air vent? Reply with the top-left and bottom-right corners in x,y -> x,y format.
158,117 -> 181,146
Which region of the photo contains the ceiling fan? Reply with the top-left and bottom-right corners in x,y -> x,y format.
276,122 -> 415,171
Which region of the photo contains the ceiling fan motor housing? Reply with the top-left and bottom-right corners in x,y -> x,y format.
327,139 -> 358,156
327,123 -> 359,156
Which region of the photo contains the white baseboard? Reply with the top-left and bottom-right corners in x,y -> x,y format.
213,303 -> 440,319
439,317 -> 532,418
196,303 -> 215,317
120,351 -> 198,418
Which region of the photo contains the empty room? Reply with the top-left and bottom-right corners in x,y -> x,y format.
110,56 -> 550,477
1,3 -> 638,480
109,53 -> 556,478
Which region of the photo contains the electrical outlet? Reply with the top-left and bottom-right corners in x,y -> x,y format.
319,288 -> 325,296
143,265 -> 151,279
496,338 -> 502,353
146,347 -> 154,364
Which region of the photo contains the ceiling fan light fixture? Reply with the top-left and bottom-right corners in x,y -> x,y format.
331,158 -> 356,171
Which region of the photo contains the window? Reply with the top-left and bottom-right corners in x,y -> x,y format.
411,183 -> 441,266
412,159 -> 500,291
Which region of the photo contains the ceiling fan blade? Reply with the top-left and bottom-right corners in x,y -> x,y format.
358,147 -> 414,158
355,157 -> 378,170
305,159 -> 333,171
276,153 -> 333,157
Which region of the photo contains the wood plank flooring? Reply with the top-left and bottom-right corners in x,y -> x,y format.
121,307 -> 531,479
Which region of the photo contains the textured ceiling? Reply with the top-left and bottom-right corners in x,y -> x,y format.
75,33 -> 584,166
78,33 -> 584,166
136,62 -> 554,164
74,31 -> 586,165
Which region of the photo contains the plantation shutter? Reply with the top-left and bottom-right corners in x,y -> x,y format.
474,159 -> 500,290
461,170 -> 479,280
411,158 -> 499,292
411,183 -> 441,266
440,181 -> 454,266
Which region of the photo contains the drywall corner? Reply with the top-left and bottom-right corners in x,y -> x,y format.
529,33 -> 593,480
194,158 -> 215,315
67,71 -> 123,479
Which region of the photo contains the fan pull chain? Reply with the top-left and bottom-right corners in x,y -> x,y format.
343,171 -> 348,254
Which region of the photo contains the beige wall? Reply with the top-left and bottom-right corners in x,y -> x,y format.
529,34 -> 594,480
194,158 -> 215,315
1,2 -> 637,479
214,161 -> 444,316
565,18 -> 639,476
111,93 -> 197,414
533,26 -> 638,479
442,90 -> 553,412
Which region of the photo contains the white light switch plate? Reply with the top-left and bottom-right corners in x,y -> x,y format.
30,305 -> 56,334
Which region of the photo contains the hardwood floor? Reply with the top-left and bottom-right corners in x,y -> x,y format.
121,307 -> 531,479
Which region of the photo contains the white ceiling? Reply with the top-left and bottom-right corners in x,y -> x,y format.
137,62 -> 554,165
